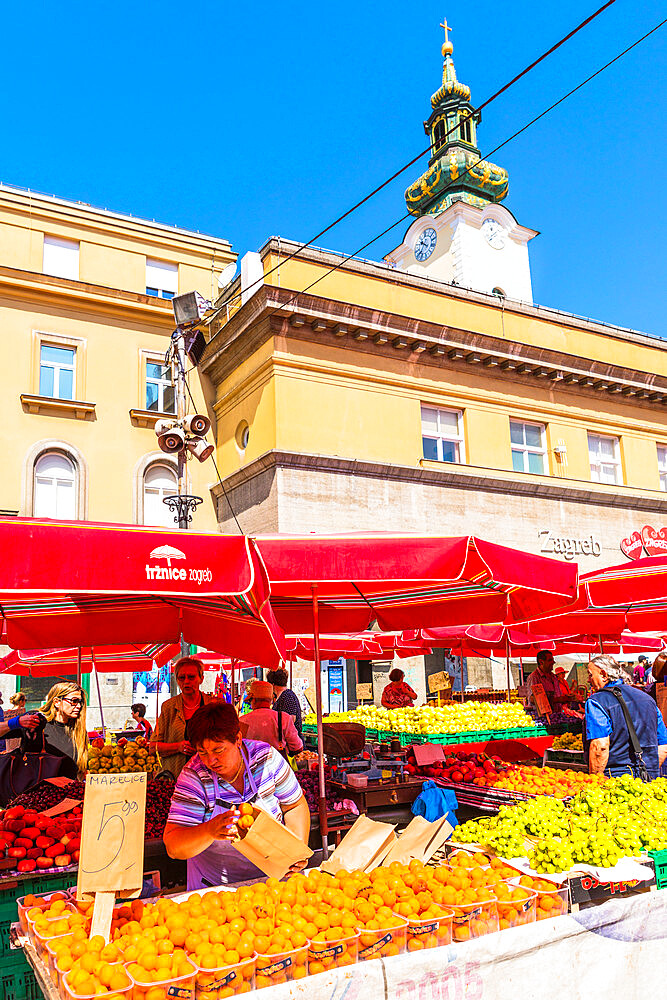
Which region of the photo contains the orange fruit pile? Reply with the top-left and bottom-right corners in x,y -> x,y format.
478,765 -> 604,798
60,936 -> 131,999
517,874 -> 568,920
491,883 -> 537,930
24,850 -> 570,995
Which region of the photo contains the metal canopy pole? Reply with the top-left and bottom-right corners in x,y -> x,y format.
312,583 -> 328,860
91,651 -> 105,737
76,647 -> 82,687
506,634 -> 511,702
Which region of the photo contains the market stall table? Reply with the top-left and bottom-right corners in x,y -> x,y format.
328,776 -> 425,813
13,890 -> 667,1000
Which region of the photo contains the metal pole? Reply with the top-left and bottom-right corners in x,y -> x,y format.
312,584 -> 328,860
91,651 -> 105,737
231,659 -> 236,706
76,647 -> 82,687
173,329 -> 189,528
505,634 -> 511,702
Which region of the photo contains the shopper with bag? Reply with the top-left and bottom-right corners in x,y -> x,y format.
0,682 -> 86,805
584,654 -> 667,780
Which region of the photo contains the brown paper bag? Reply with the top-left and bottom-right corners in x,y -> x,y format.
232,805 -> 313,880
320,814 -> 396,875
382,815 -> 454,867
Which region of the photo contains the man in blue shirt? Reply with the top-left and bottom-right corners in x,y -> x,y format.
584,654 -> 667,780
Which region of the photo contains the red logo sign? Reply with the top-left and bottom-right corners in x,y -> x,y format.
620,526 -> 667,560
620,531 -> 644,561
641,525 -> 667,558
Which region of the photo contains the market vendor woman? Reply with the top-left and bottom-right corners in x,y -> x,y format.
381,668 -> 418,708
163,702 -> 310,889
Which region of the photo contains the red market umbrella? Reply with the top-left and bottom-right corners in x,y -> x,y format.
527,555 -> 667,636
257,534 -> 579,633
0,642 -> 181,735
0,518 -> 285,667
408,625 -> 663,656
285,634 -> 385,660
0,642 -> 180,677
257,533 -> 578,857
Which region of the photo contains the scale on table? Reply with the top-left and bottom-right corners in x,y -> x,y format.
324,724 -> 406,783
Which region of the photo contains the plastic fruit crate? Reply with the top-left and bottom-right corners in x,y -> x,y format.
649,850 -> 667,889
0,958 -> 40,1000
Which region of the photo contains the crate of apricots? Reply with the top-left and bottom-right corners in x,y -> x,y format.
20,853 -> 571,998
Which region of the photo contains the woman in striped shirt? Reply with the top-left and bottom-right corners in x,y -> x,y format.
163,702 -> 310,889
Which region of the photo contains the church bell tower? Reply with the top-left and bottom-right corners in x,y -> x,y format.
385,20 -> 537,303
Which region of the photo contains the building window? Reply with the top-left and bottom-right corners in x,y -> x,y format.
588,432 -> 622,485
460,114 -> 473,144
146,259 -> 178,299
421,406 -> 465,463
43,237 -> 79,281
33,453 -> 76,519
143,465 -> 177,527
146,362 -> 175,413
510,420 -> 546,474
658,445 -> 667,491
433,119 -> 448,151
39,344 -> 75,399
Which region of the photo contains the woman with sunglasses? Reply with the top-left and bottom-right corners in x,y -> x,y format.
19,682 -> 88,777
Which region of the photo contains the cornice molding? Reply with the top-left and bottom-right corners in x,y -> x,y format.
211,449 -> 667,514
0,265 -> 175,325
201,284 -> 667,407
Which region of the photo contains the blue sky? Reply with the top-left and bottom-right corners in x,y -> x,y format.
2,1 -> 665,335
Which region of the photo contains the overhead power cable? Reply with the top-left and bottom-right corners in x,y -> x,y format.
213,0 -> 618,316
265,16 -> 667,322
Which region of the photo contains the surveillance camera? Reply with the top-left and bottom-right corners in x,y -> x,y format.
183,413 -> 211,436
186,437 -> 214,462
157,425 -> 186,453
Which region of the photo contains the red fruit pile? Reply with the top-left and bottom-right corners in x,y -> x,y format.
407,751 -> 511,784
0,804 -> 82,873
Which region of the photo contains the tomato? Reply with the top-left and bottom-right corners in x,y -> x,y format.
1,831 -> 16,843
45,843 -> 66,859
17,860 -> 37,873
36,857 -> 52,869
35,836 -> 55,850
4,806 -> 25,821
26,848 -> 42,860
13,838 -> 34,850
19,827 -> 41,841
53,854 -> 71,867
8,847 -> 27,859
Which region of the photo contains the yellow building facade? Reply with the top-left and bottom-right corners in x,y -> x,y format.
205,238 -> 667,577
203,30 -> 667,594
0,184 -> 234,722
0,184 -> 233,528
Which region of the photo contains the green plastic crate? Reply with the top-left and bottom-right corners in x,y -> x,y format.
1,957 -> 40,1000
649,850 -> 667,890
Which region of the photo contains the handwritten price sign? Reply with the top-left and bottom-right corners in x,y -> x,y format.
77,772 -> 147,897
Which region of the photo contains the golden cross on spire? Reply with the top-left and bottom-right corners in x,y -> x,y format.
440,17 -> 452,45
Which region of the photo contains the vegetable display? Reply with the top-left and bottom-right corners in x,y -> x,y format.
452,774 -> 667,872
306,702 -> 535,735
295,770 -> 345,814
6,774 -> 174,841
0,804 -> 81,874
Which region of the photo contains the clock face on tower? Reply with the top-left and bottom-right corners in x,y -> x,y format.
482,218 -> 506,250
414,227 -> 437,261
